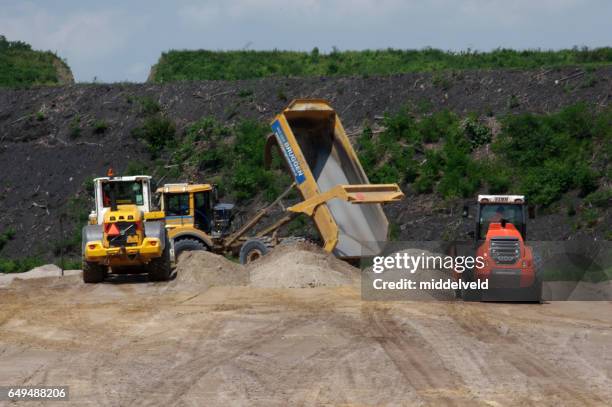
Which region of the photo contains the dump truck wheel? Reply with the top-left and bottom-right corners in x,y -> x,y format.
82,261 -> 107,284
174,238 -> 207,262
239,239 -> 270,265
148,242 -> 172,282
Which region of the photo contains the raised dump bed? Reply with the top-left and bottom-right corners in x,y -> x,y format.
269,99 -> 403,258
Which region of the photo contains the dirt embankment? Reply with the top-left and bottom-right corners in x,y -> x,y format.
1,244 -> 612,405
1,67 -> 610,259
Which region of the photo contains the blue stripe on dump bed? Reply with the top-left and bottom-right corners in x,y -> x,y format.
271,120 -> 306,185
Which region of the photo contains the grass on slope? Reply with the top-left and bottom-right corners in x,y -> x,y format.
151,47 -> 612,82
0,35 -> 71,87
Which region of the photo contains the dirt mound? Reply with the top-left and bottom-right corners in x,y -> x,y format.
248,242 -> 359,288
0,264 -> 81,288
170,251 -> 248,291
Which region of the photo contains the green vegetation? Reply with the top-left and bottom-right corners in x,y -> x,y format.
168,118 -> 290,202
92,120 -> 108,134
131,116 -> 176,158
0,224 -> 45,274
493,103 -> 608,206
69,115 -> 82,139
125,99 -> 606,213
0,228 -> 16,251
0,35 -> 71,87
151,47 -> 612,82
0,257 -> 45,273
584,188 -> 612,208
134,96 -> 161,115
125,160 -> 151,176
356,103 -> 610,206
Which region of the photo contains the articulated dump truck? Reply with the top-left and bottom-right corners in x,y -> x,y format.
156,99 -> 404,264
81,99 -> 403,282
264,99 -> 404,259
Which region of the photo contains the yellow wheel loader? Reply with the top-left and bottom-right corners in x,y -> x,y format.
81,170 -> 171,283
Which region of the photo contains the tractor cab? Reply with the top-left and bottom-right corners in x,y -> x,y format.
157,183 -> 218,233
474,194 -> 528,241
156,183 -> 235,259
89,172 -> 154,225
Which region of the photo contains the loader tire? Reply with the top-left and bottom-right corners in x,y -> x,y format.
174,238 -> 207,262
82,261 -> 107,284
148,241 -> 172,282
239,239 -> 270,265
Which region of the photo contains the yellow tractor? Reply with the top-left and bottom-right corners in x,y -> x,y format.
81,170 -> 171,283
156,183 -> 235,261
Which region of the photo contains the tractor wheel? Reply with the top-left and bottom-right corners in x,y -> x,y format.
82,261 -> 107,284
239,239 -> 270,265
174,238 -> 207,262
148,241 -> 172,282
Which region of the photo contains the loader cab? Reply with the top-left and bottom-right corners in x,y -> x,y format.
475,195 -> 527,241
90,175 -> 153,225
157,183 -> 235,236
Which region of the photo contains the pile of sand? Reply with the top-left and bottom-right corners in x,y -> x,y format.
0,264 -> 81,288
170,251 -> 248,291
247,242 -> 359,288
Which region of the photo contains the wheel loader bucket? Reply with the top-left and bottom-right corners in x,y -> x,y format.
270,99 -> 404,258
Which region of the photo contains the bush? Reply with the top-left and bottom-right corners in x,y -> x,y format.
584,188 -> 612,208
418,110 -> 457,143
463,115 -> 492,150
492,104 -> 604,205
131,116 -> 176,158
92,120 -> 108,134
0,228 -> 16,251
136,96 -> 160,115
0,257 -> 45,273
69,116 -> 82,139
436,132 -> 481,198
125,161 -> 150,176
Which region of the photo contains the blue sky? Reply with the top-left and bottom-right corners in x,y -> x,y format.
1,0 -> 610,82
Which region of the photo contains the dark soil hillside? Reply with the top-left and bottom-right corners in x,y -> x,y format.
1,67 -> 610,260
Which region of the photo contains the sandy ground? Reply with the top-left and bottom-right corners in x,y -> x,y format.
1,249 -> 611,406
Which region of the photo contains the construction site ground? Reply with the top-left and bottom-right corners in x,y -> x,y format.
1,246 -> 611,406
